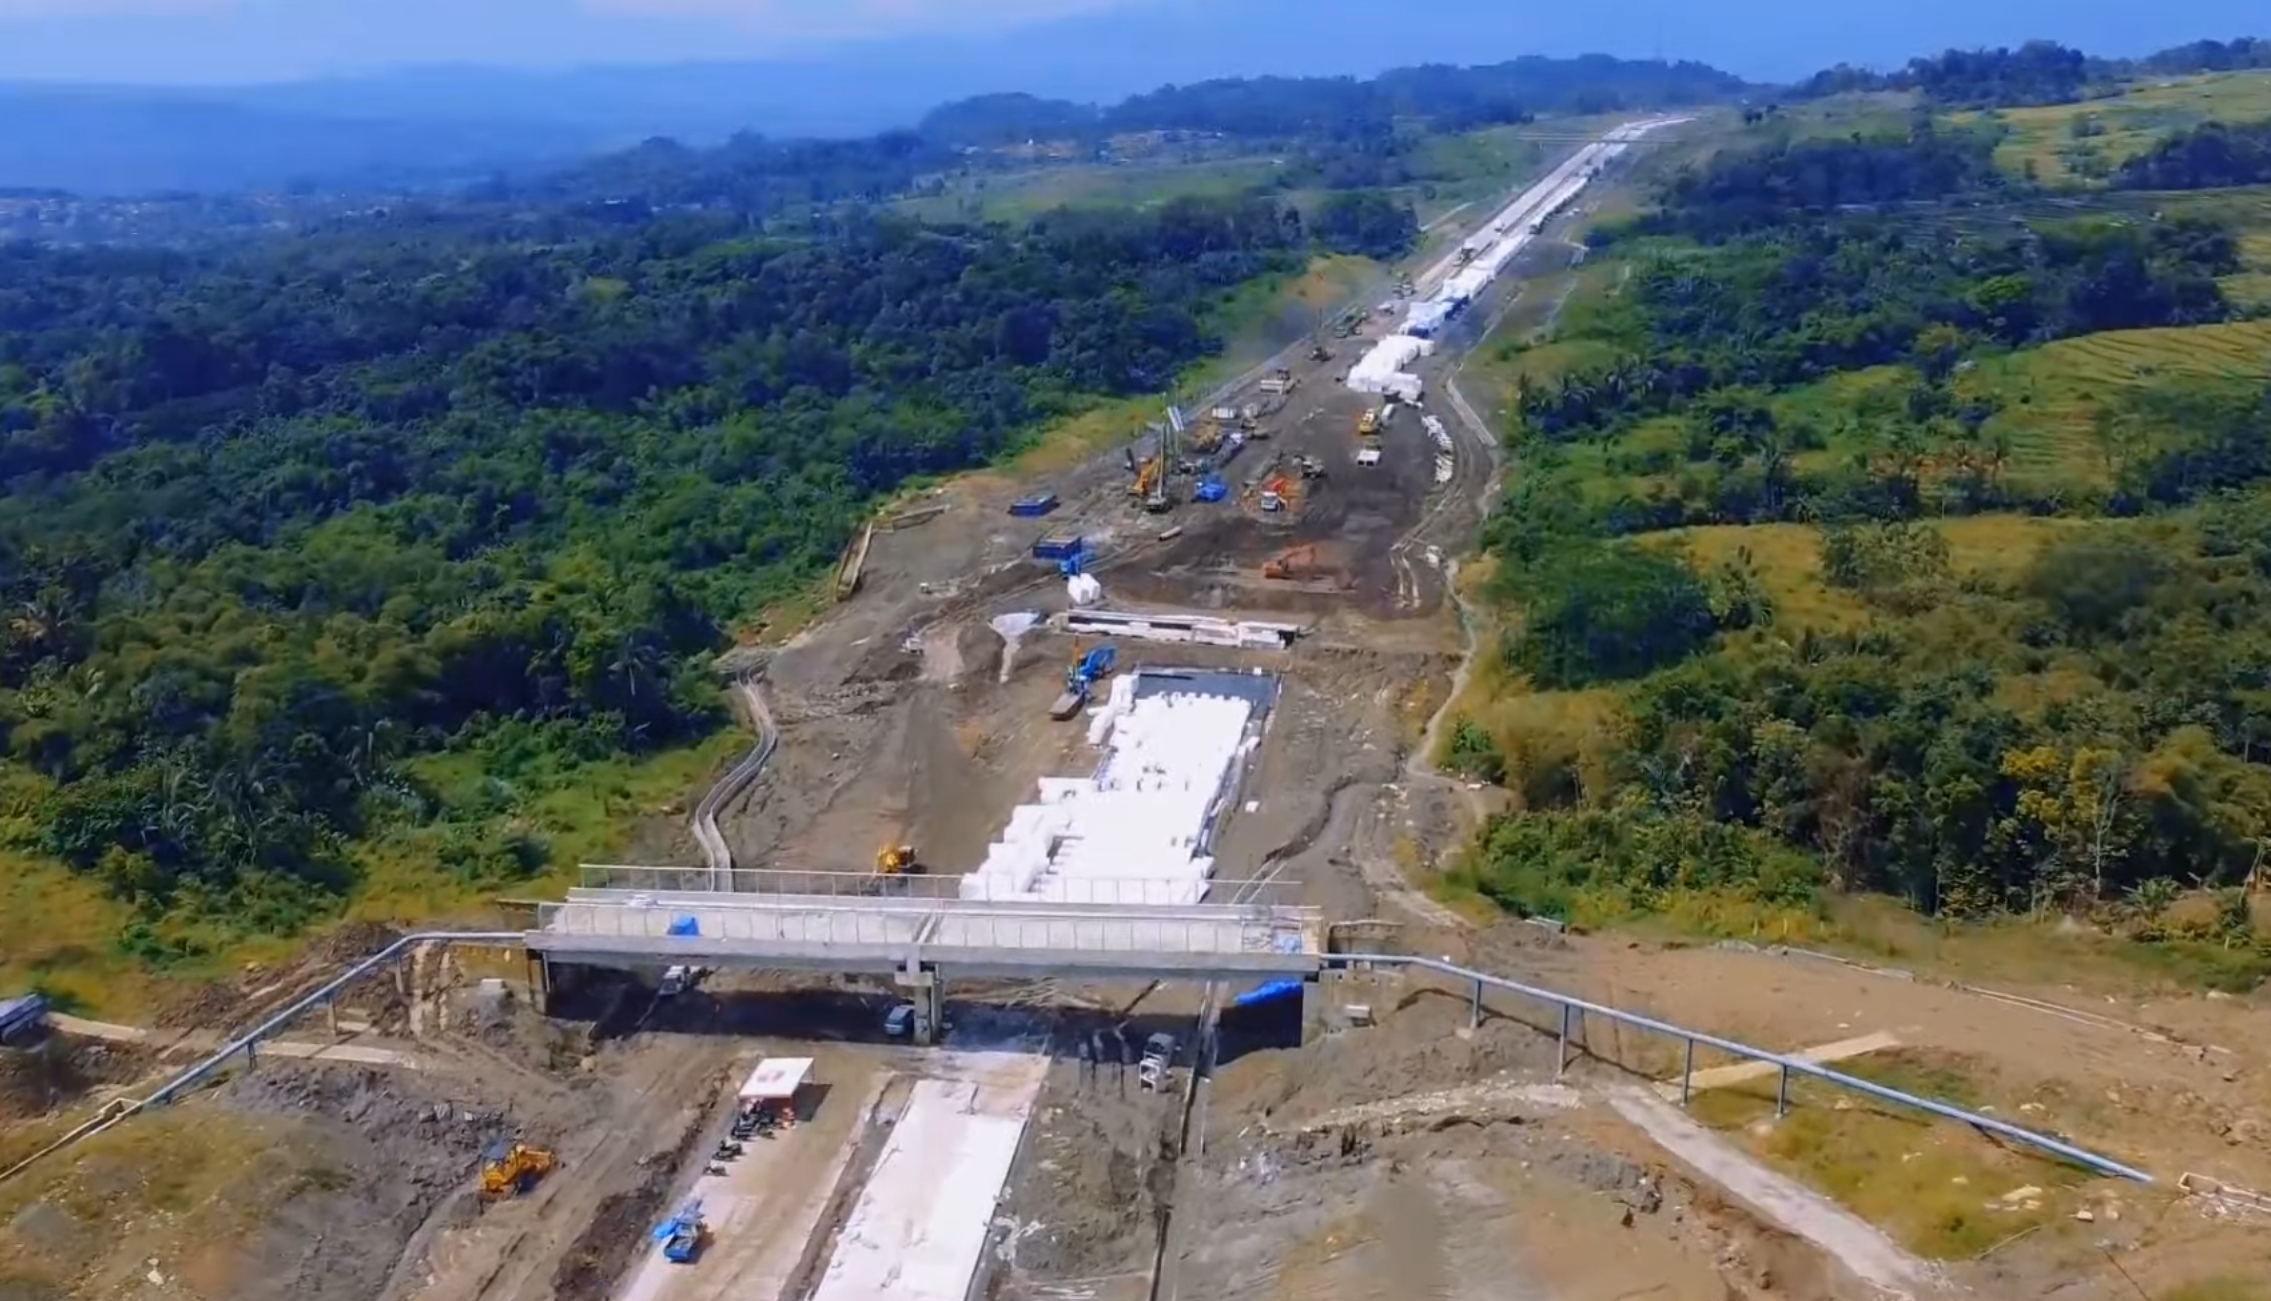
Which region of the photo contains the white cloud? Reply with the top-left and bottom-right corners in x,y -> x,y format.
577,0 -> 1140,40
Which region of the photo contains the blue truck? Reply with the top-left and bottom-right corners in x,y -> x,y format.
1008,493 -> 1060,518
1031,532 -> 1084,564
657,1198 -> 706,1264
1050,644 -> 1118,720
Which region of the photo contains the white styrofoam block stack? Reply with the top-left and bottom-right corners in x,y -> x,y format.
961,684 -> 1254,908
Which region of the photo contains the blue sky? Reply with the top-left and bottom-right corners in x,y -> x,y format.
0,0 -> 2259,86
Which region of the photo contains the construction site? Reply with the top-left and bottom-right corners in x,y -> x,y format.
5,116 -> 2271,1301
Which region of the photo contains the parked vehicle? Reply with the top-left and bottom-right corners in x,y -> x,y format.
1139,1033 -> 1178,1091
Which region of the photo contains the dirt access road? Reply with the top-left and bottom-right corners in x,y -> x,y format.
694,119 -> 1929,1301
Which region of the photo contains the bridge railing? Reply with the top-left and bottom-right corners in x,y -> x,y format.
1333,953 -> 2153,1184
537,900 -> 1319,957
576,863 -> 1302,907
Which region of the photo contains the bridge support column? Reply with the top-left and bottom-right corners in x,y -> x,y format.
895,968 -> 943,1046
528,954 -> 554,1017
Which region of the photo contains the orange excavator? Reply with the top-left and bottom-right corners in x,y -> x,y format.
1263,544 -> 1320,581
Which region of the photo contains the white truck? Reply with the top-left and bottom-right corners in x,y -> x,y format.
1138,1032 -> 1178,1091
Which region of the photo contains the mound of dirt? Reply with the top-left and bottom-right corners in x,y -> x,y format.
154,982 -> 244,1033
994,1063 -> 1182,1284
0,1038 -> 145,1123
207,1066 -> 519,1301
549,1100 -> 710,1301
1211,982 -> 1563,1133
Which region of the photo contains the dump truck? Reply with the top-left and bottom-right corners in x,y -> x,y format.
1051,644 -> 1118,720
480,1143 -> 556,1199
1357,408 -> 1379,437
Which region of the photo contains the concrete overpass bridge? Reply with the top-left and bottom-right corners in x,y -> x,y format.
524,869 -> 1326,1040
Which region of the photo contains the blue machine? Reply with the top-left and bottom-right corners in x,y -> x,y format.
0,992 -> 48,1046
1231,980 -> 1303,1009
1067,645 -> 1118,696
657,1198 -> 706,1264
1051,644 -> 1119,720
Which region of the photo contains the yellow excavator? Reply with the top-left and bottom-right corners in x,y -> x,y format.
876,844 -> 923,875
1128,454 -> 1163,500
480,1143 -> 556,1199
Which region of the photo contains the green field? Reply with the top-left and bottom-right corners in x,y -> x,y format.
1962,70 -> 2271,183
895,120 -> 1591,227
897,155 -> 1289,222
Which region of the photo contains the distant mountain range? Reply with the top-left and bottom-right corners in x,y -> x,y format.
0,0 -> 2257,197
0,46 -> 1757,197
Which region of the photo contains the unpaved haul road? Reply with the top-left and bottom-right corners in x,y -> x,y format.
47,1011 -> 423,1068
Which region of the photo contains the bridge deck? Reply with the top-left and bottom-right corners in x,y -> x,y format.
527,893 -> 1325,981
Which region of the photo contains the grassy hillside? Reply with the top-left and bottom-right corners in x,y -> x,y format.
1961,70 -> 2271,183
896,119 -> 1561,230
1447,126 -> 2271,990
896,156 -> 1287,222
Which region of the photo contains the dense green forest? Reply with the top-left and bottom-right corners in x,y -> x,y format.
916,56 -> 1752,147
0,192 -> 1321,941
2116,118 -> 2271,189
1458,125 -> 2271,983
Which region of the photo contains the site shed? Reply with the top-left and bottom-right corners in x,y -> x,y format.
739,1056 -> 814,1121
1032,532 -> 1085,563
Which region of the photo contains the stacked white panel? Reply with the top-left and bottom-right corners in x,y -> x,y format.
960,686 -> 1254,908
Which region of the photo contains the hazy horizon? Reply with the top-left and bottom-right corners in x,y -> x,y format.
0,0 -> 2259,88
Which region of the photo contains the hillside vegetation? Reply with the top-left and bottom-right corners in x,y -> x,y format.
1453,119 -> 2271,988
0,192 -> 1336,968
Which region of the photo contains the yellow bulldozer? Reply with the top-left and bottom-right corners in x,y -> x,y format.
876,844 -> 923,875
480,1143 -> 556,1200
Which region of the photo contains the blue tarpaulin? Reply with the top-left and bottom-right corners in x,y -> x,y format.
1194,476 -> 1229,503
667,915 -> 700,937
1231,979 -> 1303,1008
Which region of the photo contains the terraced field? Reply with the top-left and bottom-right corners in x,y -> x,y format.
1965,69 -> 2271,183
1961,317 -> 2271,487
